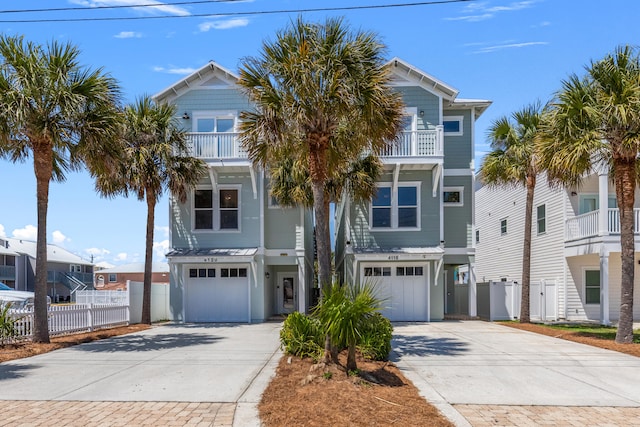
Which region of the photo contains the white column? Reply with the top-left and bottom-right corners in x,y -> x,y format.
297,256 -> 307,314
599,252 -> 610,325
598,170 -> 609,236
468,261 -> 477,317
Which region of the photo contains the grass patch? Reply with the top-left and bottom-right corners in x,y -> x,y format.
543,324 -> 640,343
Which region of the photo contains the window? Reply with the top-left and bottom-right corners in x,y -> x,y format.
500,218 -> 508,235
396,266 -> 424,276
443,187 -> 464,207
364,267 -> 391,277
70,264 -> 81,273
189,268 -> 216,278
220,268 -> 247,278
537,204 -> 546,234
585,270 -> 600,304
443,116 -> 463,136
370,183 -> 420,230
475,229 -> 480,243
193,186 -> 240,231
109,274 -> 117,282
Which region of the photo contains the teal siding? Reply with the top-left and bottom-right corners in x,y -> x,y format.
349,170 -> 441,248
171,172 -> 260,249
264,204 -> 300,249
172,89 -> 252,131
394,87 -> 439,129
443,175 -> 473,248
443,109 -> 473,169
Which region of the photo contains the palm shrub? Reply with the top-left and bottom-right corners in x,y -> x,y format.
314,282 -> 383,371
280,311 -> 324,361
357,313 -> 393,361
0,302 -> 20,345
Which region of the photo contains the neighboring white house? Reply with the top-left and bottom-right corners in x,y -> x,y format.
475,169 -> 640,324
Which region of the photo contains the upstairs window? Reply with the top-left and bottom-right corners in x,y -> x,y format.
370,183 -> 420,230
193,186 -> 241,231
500,218 -> 508,235
537,204 -> 546,234
443,116 -> 464,136
443,187 -> 464,207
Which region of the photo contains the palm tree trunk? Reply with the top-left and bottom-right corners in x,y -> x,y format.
32,146 -> 53,343
141,191 -> 156,325
346,342 -> 357,372
520,175 -> 535,323
615,160 -> 635,343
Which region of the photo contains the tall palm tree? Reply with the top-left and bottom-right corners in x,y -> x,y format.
238,17 -> 405,294
96,96 -> 206,324
480,103 -> 545,323
540,46 -> 640,343
0,35 -> 122,343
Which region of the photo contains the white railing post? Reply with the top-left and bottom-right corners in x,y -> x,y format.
435,125 -> 444,156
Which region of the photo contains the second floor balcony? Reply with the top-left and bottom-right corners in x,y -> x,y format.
565,208 -> 640,241
186,128 -> 444,161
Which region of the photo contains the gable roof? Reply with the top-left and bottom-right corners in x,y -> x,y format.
153,61 -> 240,104
4,238 -> 93,265
387,57 -> 459,101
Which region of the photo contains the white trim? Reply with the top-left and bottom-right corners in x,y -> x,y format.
191,110 -> 238,132
443,168 -> 474,176
443,115 -> 464,136
443,186 -> 464,207
444,247 -> 475,256
191,184 -> 242,233
369,181 -> 421,231
276,272 -> 297,314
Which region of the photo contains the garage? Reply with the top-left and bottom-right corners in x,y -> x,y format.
185,265 -> 249,322
362,263 -> 429,321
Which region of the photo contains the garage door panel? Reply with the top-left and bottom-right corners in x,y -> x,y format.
185,266 -> 249,323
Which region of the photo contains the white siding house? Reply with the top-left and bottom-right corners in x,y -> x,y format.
476,169 -> 640,323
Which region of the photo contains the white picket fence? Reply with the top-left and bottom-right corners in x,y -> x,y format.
9,304 -> 129,340
76,290 -> 129,305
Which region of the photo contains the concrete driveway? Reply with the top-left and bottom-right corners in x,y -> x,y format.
0,322 -> 282,426
391,321 -> 640,426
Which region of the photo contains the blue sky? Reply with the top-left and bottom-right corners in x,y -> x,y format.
0,0 -> 638,267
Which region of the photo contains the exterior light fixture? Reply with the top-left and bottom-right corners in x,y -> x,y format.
182,112 -> 190,120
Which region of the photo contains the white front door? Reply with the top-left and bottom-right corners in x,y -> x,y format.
277,273 -> 297,314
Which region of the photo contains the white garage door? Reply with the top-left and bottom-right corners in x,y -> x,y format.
185,265 -> 249,322
362,264 -> 429,321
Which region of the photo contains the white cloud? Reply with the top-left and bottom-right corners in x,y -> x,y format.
114,31 -> 142,39
446,0 -> 536,22
12,225 -> 37,241
95,261 -> 115,269
152,66 -> 197,75
155,225 -> 169,238
114,252 -> 128,261
198,18 -> 249,32
86,247 -> 111,257
52,230 -> 70,245
69,0 -> 190,16
473,41 -> 548,54
0,224 -> 5,238
153,239 -> 170,260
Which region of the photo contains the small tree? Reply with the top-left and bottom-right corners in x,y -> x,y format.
96,96 -> 206,324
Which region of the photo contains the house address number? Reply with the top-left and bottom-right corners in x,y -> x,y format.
388,255 -> 399,260
203,258 -> 218,263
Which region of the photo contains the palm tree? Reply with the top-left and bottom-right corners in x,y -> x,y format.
0,35 -> 122,343
480,103 -> 545,323
314,282 -> 382,372
540,46 -> 640,343
238,17 -> 404,294
96,96 -> 206,324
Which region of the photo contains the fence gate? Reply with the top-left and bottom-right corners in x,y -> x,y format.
530,279 -> 557,321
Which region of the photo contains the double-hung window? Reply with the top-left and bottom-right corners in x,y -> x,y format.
585,270 -> 600,304
537,204 -> 546,234
371,183 -> 420,230
194,186 -> 241,231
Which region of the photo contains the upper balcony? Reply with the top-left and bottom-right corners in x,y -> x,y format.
186,128 -> 443,163
565,208 -> 640,241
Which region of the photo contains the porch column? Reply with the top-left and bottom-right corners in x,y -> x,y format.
599,252 -> 610,325
297,255 -> 307,314
468,260 -> 477,317
598,170 -> 609,236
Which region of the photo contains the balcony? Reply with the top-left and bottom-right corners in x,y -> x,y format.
186,128 -> 443,160
565,208 -> 640,241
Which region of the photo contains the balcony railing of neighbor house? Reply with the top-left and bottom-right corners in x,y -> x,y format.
186,128 -> 444,160
565,208 -> 640,240
0,265 -> 15,280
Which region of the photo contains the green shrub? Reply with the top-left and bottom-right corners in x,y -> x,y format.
358,313 -> 393,361
279,311 -> 324,361
0,302 -> 21,345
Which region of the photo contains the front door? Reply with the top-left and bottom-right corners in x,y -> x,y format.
277,273 -> 296,314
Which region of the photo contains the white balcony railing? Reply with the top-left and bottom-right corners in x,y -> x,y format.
186,129 -> 443,160
565,208 -> 640,241
186,132 -> 247,159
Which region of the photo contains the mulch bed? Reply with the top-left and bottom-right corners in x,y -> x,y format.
259,352 -> 453,427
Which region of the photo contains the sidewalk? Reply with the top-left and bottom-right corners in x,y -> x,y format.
391,321 -> 640,427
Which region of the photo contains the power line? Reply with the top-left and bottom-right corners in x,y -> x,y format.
0,0 -> 247,15
0,0 -> 474,23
